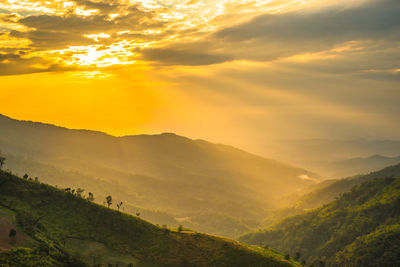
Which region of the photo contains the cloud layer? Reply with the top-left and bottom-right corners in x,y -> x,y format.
0,0 -> 399,148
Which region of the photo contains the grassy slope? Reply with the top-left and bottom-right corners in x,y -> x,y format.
0,170 -> 299,267
2,153 -> 261,238
240,177 -> 400,266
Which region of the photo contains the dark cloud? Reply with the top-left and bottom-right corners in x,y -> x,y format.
142,0 -> 400,66
215,0 -> 400,43
141,47 -> 232,65
113,29 -> 175,42
11,29 -> 95,49
73,0 -> 121,14
10,4 -> 166,49
18,14 -> 115,32
0,53 -> 74,75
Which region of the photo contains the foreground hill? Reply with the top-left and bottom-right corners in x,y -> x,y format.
0,113 -> 318,237
240,177 -> 400,266
0,170 -> 299,267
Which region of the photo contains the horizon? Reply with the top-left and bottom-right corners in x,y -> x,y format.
2,112 -> 400,163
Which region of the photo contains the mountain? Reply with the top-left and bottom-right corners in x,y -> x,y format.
322,154 -> 400,178
239,176 -> 400,266
0,169 -> 300,267
259,163 -> 400,227
267,139 -> 400,178
0,113 -> 318,238
292,163 -> 400,211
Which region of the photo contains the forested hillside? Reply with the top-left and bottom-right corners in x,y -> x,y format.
0,169 -> 299,267
240,177 -> 400,266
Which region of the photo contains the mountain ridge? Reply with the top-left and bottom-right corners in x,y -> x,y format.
240,175 -> 400,266
0,113 -> 318,238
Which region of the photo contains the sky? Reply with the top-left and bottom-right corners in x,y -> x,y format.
0,0 -> 399,155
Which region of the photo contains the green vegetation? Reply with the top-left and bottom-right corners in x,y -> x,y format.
0,169 -> 299,266
240,177 -> 400,266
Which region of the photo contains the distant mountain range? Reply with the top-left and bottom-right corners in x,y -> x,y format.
261,162 -> 400,227
240,165 -> 400,266
268,139 -> 400,178
321,154 -> 400,178
293,163 -> 400,210
0,113 -> 318,238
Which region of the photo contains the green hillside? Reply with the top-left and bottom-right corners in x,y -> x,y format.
0,113 -> 318,238
240,177 -> 400,266
0,169 -> 299,267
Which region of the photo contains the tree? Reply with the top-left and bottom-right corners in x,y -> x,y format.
106,195 -> 112,208
23,174 -> 29,179
295,252 -> 301,261
88,192 -> 94,201
178,225 -> 183,232
34,177 -> 39,182
9,229 -> 16,244
136,210 -> 140,217
0,156 -> 5,170
76,188 -> 85,198
116,201 -> 123,211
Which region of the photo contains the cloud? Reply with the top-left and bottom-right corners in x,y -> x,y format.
73,0 -> 121,14
0,52 -> 74,75
215,0 -> 400,43
9,4 -> 165,49
141,47 -> 233,66
141,0 -> 400,66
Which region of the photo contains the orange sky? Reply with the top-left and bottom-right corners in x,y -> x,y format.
0,0 -> 399,154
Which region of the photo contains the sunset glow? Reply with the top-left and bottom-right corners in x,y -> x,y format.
0,0 -> 399,154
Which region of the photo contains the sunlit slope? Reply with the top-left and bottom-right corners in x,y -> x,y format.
0,170 -> 300,267
0,114 -> 317,198
0,114 -> 318,237
240,177 -> 400,266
